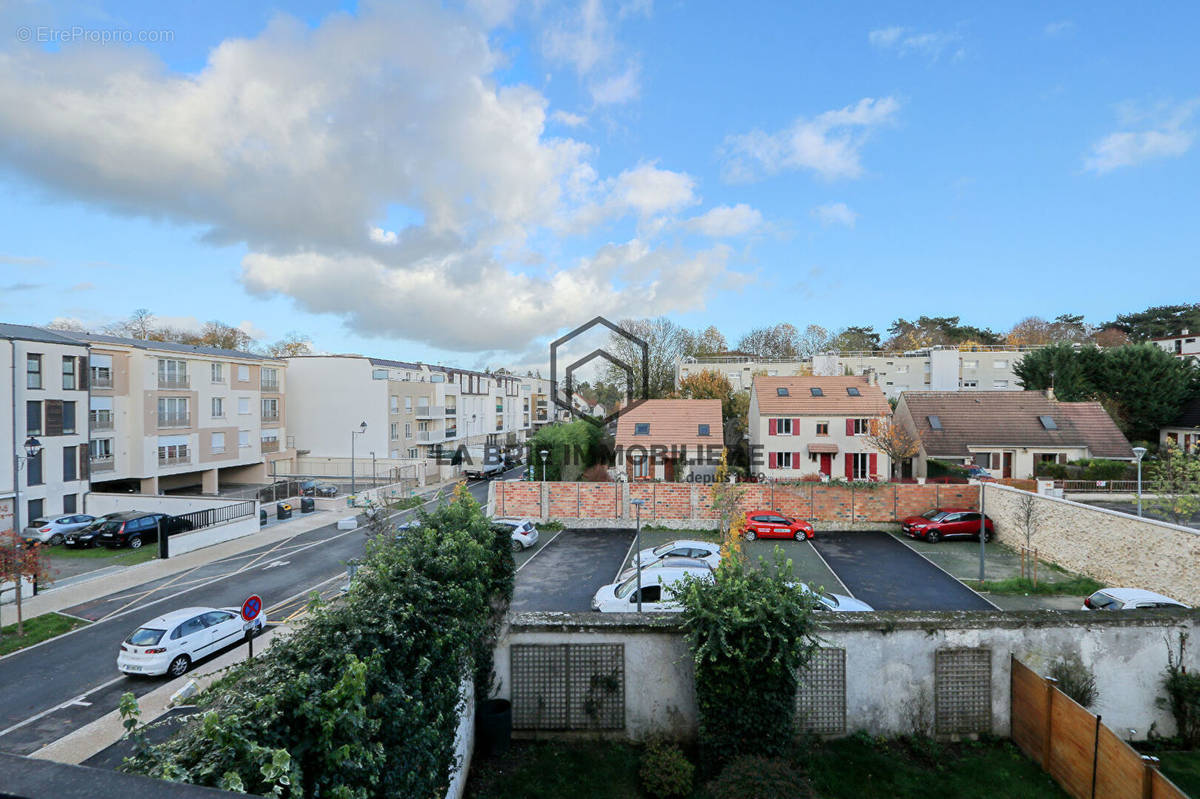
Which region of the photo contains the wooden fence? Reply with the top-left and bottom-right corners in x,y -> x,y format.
1010,657 -> 1188,799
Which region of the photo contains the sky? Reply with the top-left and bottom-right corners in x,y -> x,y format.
0,0 -> 1197,375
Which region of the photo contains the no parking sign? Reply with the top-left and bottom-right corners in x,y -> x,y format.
241,594 -> 262,623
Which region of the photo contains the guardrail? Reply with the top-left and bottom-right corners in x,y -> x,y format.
1054,479 -> 1139,493
173,500 -> 256,533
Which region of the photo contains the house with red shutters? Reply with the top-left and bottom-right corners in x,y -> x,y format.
748,375 -> 892,481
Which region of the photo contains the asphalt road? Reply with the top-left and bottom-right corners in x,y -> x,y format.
510,528 -> 635,612
0,469 -> 521,756
812,531 -> 996,611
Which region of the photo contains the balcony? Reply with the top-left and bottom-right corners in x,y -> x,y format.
415,405 -> 445,419
159,450 -> 190,466
158,375 -> 189,390
90,412 -> 114,431
445,406 -> 457,416
91,372 -> 113,389
536,399 -> 547,407
261,379 -> 280,392
90,456 -> 115,472
261,439 -> 280,453
157,413 -> 190,429
536,410 -> 548,421
444,427 -> 458,439
417,429 -> 446,443
261,412 -> 280,423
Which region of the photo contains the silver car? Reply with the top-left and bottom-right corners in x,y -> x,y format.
23,514 -> 96,545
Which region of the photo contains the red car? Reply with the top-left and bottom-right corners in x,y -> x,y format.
901,508 -> 993,543
743,511 -> 814,541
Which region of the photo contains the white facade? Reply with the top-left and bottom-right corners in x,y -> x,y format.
1153,331 -> 1200,361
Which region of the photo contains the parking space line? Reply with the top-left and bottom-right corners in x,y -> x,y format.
516,529 -> 562,574
613,530 -> 642,583
805,540 -> 854,597
889,534 -> 1001,610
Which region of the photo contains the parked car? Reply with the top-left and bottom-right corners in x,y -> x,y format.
619,556 -> 714,582
64,513 -> 129,548
743,511 -> 814,541
491,518 -> 539,551
793,582 -> 875,612
22,514 -> 96,546
900,508 -> 993,543
592,565 -> 714,612
117,605 -> 266,677
1082,588 -> 1191,611
630,539 -> 721,571
98,512 -> 196,549
301,480 -> 338,497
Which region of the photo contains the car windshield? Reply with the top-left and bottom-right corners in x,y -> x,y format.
820,592 -> 839,609
100,520 -> 124,532
651,542 -> 678,556
127,627 -> 166,646
1088,592 -> 1120,609
920,510 -> 946,520
614,575 -> 641,599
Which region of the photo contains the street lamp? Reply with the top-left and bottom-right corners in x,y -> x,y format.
631,498 -> 645,612
7,437 -> 43,602
539,449 -> 549,482
1132,446 -> 1147,517
350,422 -> 367,499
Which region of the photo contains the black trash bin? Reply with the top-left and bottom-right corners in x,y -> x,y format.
276,502 -> 293,520
476,699 -> 512,757
259,509 -> 268,527
300,497 -> 315,514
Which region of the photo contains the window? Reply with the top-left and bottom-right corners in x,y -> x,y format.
90,438 -> 113,459
158,396 -> 189,426
61,401 -> 76,434
776,387 -> 790,396
417,420 -> 429,432
846,387 -> 861,396
851,452 -> 870,479
407,447 -> 418,459
768,370 -> 778,376
63,494 -> 77,513
816,421 -> 829,436
157,435 -> 189,464
927,415 -> 943,430
211,432 -> 226,453
634,585 -> 662,604
390,422 -> 399,440
63,445 -> 77,481
634,423 -> 650,436
61,356 -> 76,390
1038,415 -> 1058,430
27,449 -> 43,485
26,400 -> 42,435
390,396 -> 399,413
852,418 -> 870,435
993,359 -> 1009,369
405,396 -> 413,412
90,397 -> 113,430
238,430 -> 250,448
993,380 -> 1009,388
89,353 -> 112,387
963,359 -> 978,369
211,363 -> 224,383
373,369 -> 388,380
28,498 -> 43,521
405,422 -> 412,439
261,398 -> 279,420
238,397 -> 250,415
961,380 -> 978,388
212,397 -> 224,418
157,359 -> 187,387
261,431 -> 279,446
810,387 -> 824,396
26,354 -> 42,389
632,454 -> 648,478
260,367 -> 279,390
237,365 -> 249,382
430,373 -> 445,383
776,418 -> 794,435
775,451 -> 794,468
698,424 -> 711,436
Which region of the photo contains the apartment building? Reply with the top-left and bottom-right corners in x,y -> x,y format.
748,375 -> 892,481
77,334 -> 291,494
1153,330 -> 1200,362
0,324 -> 91,536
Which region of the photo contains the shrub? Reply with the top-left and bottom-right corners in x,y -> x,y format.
1048,657 -> 1099,708
639,739 -> 694,799
797,472 -> 823,482
580,463 -> 612,482
1034,461 -> 1069,480
1158,632 -> 1200,747
705,755 -> 814,799
927,459 -> 969,479
1075,459 -> 1133,481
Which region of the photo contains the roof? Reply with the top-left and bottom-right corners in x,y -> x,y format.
0,322 -> 90,346
367,356 -> 424,370
899,391 -> 1133,459
807,442 -> 840,454
615,399 -> 724,450
70,332 -> 279,362
753,375 -> 891,416
1165,397 -> 1200,429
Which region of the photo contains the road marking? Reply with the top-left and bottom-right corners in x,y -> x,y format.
805,539 -> 854,597
0,676 -> 125,740
515,529 -> 562,574
54,610 -> 95,623
614,529 -> 642,583
262,560 -> 290,570
888,533 -> 1002,611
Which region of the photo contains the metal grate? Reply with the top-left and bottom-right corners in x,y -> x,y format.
796,647 -> 846,735
511,643 -> 625,731
934,648 -> 992,736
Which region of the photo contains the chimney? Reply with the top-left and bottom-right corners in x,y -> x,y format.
864,367 -> 878,386
1044,386 -> 1055,402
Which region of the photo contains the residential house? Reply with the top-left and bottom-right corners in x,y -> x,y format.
1153,330 -> 1200,363
893,391 -> 1133,480
0,324 -> 91,535
614,399 -> 723,481
75,333 -> 292,494
748,375 -> 892,481
1160,397 -> 1200,453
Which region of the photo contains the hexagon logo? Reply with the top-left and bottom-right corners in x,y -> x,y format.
550,316 -> 649,427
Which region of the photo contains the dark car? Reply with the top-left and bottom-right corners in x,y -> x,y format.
301,480 -> 338,497
901,508 -> 993,543
98,512 -> 196,549
64,512 -> 130,548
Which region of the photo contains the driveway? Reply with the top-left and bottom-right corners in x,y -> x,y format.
511,528 -> 635,612
812,531 -> 995,611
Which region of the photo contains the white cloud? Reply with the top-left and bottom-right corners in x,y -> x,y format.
611,162 -> 696,216
812,202 -> 858,228
542,1 -> 643,105
589,63 -> 640,105
370,227 -> 398,245
722,97 -> 900,182
683,204 -> 763,237
868,26 -> 964,61
1084,99 -> 1198,173
551,110 -> 587,127
1044,20 -> 1074,37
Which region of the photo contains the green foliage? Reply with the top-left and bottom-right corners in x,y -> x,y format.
1106,303 -> 1200,341
972,576 -> 1103,596
124,488 -> 513,798
1158,632 -> 1200,748
926,459 -> 969,479
1048,657 -> 1099,708
704,755 -> 814,799
638,739 -> 694,798
676,552 -> 821,766
526,420 -> 605,481
1147,442 -> 1200,525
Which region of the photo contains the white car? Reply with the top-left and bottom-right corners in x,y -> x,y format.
118,606 -> 266,677
492,518 -> 539,551
618,556 -> 714,583
1083,588 -> 1190,611
631,539 -> 721,570
23,514 -> 96,545
592,566 -> 714,612
795,583 -> 875,612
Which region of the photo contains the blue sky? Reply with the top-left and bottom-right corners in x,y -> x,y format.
1,1 -> 1197,372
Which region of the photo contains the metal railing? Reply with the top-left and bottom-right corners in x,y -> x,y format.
90,411 -> 114,431
261,379 -> 280,392
91,372 -> 113,388
415,405 -> 445,419
159,450 -> 191,466
261,412 -> 280,423
445,407 -> 457,416
1054,479 -> 1139,493
261,439 -> 280,453
158,375 -> 190,389
157,413 -> 190,429
173,500 -> 256,534
90,456 -> 115,472
444,427 -> 458,439
417,430 -> 445,442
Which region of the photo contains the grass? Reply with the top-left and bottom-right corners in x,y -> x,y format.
49,545 -> 156,564
466,736 -> 1069,799
0,612 -> 90,657
964,576 -> 1104,596
1155,751 -> 1200,795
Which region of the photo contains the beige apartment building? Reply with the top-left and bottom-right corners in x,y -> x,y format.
79,334 -> 292,494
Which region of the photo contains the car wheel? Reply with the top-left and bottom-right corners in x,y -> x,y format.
129,536 -> 143,550
511,539 -> 523,553
984,529 -> 994,543
49,533 -> 64,546
793,529 -> 804,541
744,529 -> 757,541
167,655 -> 191,677
926,530 -> 941,544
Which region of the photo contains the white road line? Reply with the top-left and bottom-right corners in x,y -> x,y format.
0,675 -> 126,739
614,529 -> 643,583
889,533 -> 1002,611
53,610 -> 95,623
515,529 -> 562,574
806,539 -> 854,597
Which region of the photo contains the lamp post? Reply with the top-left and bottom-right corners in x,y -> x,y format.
350,422 -> 367,499
1132,446 -> 1147,517
631,498 -> 645,612
539,449 -> 549,482
978,481 -> 987,583
8,437 -> 43,605
370,450 -> 377,489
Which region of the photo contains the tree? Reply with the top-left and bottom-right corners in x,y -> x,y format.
1091,326 -> 1130,348
737,323 -> 802,358
1146,442 -> 1200,525
886,315 -> 1002,350
603,316 -> 690,398
1006,316 -> 1057,347
1015,491 -> 1041,584
0,533 -> 50,638
1106,303 -> 1200,341
264,333 -> 314,358
863,416 -> 920,480
1013,342 -> 1100,400
709,450 -> 746,563
829,325 -> 881,352
196,321 -> 253,351
796,324 -> 832,358
105,308 -> 157,340
683,325 -> 729,357
1097,343 -> 1199,440
526,420 -> 605,481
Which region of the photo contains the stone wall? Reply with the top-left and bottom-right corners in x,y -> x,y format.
982,483 -> 1200,604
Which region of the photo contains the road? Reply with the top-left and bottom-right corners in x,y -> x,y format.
0,469 -> 520,756
510,528 -> 635,612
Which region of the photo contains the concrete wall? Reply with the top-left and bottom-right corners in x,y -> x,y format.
444,677 -> 476,799
169,515 -> 260,557
495,610 -> 1198,741
85,492 -> 252,516
982,483 -> 1200,604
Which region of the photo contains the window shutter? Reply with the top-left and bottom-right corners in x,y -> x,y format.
77,357 -> 88,390
844,453 -> 854,480
845,419 -> 855,436
80,446 -> 89,479
869,452 -> 878,479
45,400 -> 64,436
769,452 -> 777,469
793,451 -> 801,470
768,418 -> 776,436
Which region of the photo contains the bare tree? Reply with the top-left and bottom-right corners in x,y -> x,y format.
604,316 -> 689,398
737,323 -> 801,358
265,332 -> 314,358
862,416 -> 920,480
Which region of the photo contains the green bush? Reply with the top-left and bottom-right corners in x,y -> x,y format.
705,755 -> 814,799
1158,632 -> 1200,748
1048,658 -> 1099,708
639,739 -> 694,798
926,459 -> 968,479
1034,461 -> 1069,479
676,552 -> 820,767
1074,459 -> 1133,481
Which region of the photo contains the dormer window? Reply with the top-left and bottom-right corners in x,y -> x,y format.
846,387 -> 861,396
810,387 -> 824,397
698,424 -> 710,436
634,423 -> 650,436
777,387 -> 789,396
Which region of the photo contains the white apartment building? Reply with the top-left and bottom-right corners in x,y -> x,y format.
1153,330 -> 1200,362
77,334 -> 291,495
1,324 -> 91,536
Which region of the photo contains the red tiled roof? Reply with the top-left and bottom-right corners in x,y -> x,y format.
615,399 -> 724,450
754,375 -> 891,416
